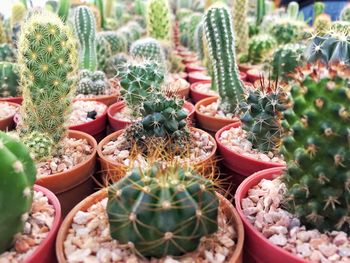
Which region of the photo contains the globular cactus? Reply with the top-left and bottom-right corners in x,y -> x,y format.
287,1 -> 299,20
73,6 -> 98,71
98,31 -> 127,55
10,2 -> 26,28
271,44 -> 305,81
0,44 -> 15,62
127,21 -> 145,40
105,53 -> 128,78
313,2 -> 325,20
239,83 -> 288,154
18,12 -> 77,159
76,69 -> 109,95
340,4 -> 350,22
130,38 -> 165,63
96,33 -> 112,71
147,0 -> 171,40
313,14 -> 332,36
0,62 -> 19,98
331,20 -> 350,32
282,66 -> 350,234
233,0 -> 249,54
0,132 -> 36,254
270,20 -> 302,44
107,164 -> 218,258
203,4 -> 244,114
57,0 -> 70,22
245,34 -> 277,65
22,131 -> 55,161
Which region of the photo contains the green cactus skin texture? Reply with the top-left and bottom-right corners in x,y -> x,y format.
105,53 -> 128,79
188,13 -> 203,50
147,0 -> 171,41
272,44 -> 305,81
22,131 -> 55,161
256,0 -> 266,26
0,131 -> 36,253
233,0 -> 249,54
287,1 -> 299,20
270,20 -> 301,45
0,43 -> 16,62
340,4 -> 350,22
99,31 -> 127,55
18,12 -> 78,159
194,21 -> 205,60
105,0 -> 113,18
73,6 -> 98,71
239,84 -> 288,154
107,164 -> 219,258
57,0 -> 70,22
95,0 -> 107,29
0,19 -> 6,44
10,2 -> 26,28
313,14 -> 332,36
76,69 -> 109,95
282,67 -> 350,234
96,33 -> 112,71
0,62 -> 19,98
203,4 -> 244,114
313,2 -> 325,20
130,38 -> 165,63
246,34 -> 277,65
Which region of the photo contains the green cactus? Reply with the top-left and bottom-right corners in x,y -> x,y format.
107,164 -> 218,258
282,67 -> 350,234
204,4 -> 244,114
104,0 -> 113,18
57,0 -> 70,22
0,62 -> 19,98
147,0 -> 171,40
0,19 -> 6,44
96,33 -> 112,71
188,13 -> 202,50
287,1 -> 299,20
313,14 -> 332,36
177,0 -> 193,9
22,131 -> 55,161
233,0 -> 249,54
245,34 -> 277,65
313,2 -> 325,20
130,38 -> 165,63
0,44 -> 15,62
95,0 -> 107,29
0,132 -> 36,254
73,6 -> 98,71
194,21 -> 205,60
76,70 -> 109,95
99,31 -> 127,55
270,20 -> 302,44
18,12 -> 77,159
10,2 -> 26,28
176,8 -> 192,20
256,0 -> 266,26
340,4 -> 350,22
272,44 -> 305,81
105,53 -> 128,78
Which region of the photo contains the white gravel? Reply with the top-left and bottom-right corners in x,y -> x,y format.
0,102 -> 18,119
198,101 -> 235,119
68,101 -> 107,126
193,83 -> 218,95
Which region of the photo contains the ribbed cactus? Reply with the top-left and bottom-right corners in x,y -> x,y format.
272,44 -> 305,81
10,2 -> 26,28
287,1 -> 299,20
0,19 -> 6,44
147,0 -> 171,40
130,38 -> 165,63
313,2 -> 325,20
107,164 -> 218,258
282,67 -> 350,234
233,0 -> 249,54
57,0 -> 70,22
203,4 -> 244,114
340,4 -> 350,22
95,0 -> 107,29
256,0 -> 266,26
104,0 -> 113,18
76,70 -> 109,95
134,0 -> 146,17
99,31 -> 127,55
0,131 -> 36,253
313,14 -> 332,36
73,6 -> 98,71
0,62 -> 19,98
271,20 -> 302,44
105,53 -> 128,78
18,12 -> 77,160
188,13 -> 202,50
194,21 -> 205,60
0,44 -> 15,62
96,33 -> 112,71
245,34 -> 277,65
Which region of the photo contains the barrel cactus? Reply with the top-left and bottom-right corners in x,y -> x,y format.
0,131 -> 36,253
147,0 -> 171,40
0,62 -> 19,98
245,34 -> 277,65
270,20 -> 303,45
76,69 -> 109,95
282,66 -> 350,234
130,38 -> 165,63
98,31 -> 127,54
107,164 -> 219,257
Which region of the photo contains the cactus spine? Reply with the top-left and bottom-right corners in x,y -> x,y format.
57,0 -> 70,22
0,132 -> 36,253
95,0 -> 107,29
73,6 -> 98,71
18,12 -> 78,160
313,14 -> 331,36
130,38 -> 165,63
147,0 -> 171,40
0,62 -> 19,98
233,0 -> 249,54
203,4 -> 244,114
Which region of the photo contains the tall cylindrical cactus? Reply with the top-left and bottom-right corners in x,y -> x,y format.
147,0 -> 171,41
95,0 -> 107,29
0,131 -> 36,253
0,62 -> 19,98
256,0 -> 266,26
194,21 -> 205,60
204,4 -> 244,113
57,0 -> 70,22
73,6 -> 98,71
18,12 -> 78,160
104,0 -> 113,18
233,0 -> 249,54
287,1 -> 299,19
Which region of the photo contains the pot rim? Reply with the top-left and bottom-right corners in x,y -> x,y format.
0,101 -> 20,121
195,97 -> 240,122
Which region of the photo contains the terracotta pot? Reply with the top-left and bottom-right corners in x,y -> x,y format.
0,101 -> 20,131
97,127 -> 217,182
0,96 -> 23,104
22,185 -> 61,263
215,122 -> 286,177
107,101 -> 196,133
185,63 -> 206,73
56,189 -> 244,263
190,81 -> 218,104
195,97 -> 240,133
235,167 -> 306,263
35,130 -> 97,216
188,71 -> 211,84
247,68 -> 264,83
69,101 -> 107,142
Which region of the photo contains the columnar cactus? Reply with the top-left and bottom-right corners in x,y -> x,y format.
256,0 -> 266,26
313,14 -> 332,36
194,21 -> 205,60
107,164 -> 219,257
18,12 -> 77,159
203,4 -> 244,114
130,38 -> 165,63
147,0 -> 171,40
0,132 -> 36,253
245,34 -> 277,64
73,6 -> 98,71
340,4 -> 350,22
57,0 -> 70,22
313,2 -> 325,20
188,13 -> 203,50
105,0 -> 113,18
233,0 -> 249,54
96,33 -> 112,71
98,31 -> 127,54
95,0 -> 107,29
270,20 -> 302,44
282,67 -> 350,233
76,69 -> 109,95
287,1 -> 299,20
0,62 -> 19,98
105,53 -> 128,78
0,19 -> 6,44
0,44 -> 15,62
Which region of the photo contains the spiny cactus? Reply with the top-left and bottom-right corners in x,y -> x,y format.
10,2 -> 26,28
313,2 -> 325,21
313,14 -> 332,36
98,31 -> 127,55
233,0 -> 249,54
107,164 -> 218,258
22,131 -> 55,161
287,1 -> 299,20
272,44 -> 305,81
245,34 -> 277,65
203,4 -> 244,114
282,66 -> 350,234
0,132 -> 36,254
76,69 -> 109,95
18,12 -> 77,159
57,0 -> 70,22
194,21 -> 205,60
270,20 -> 303,44
96,33 -> 112,71
73,6 -> 98,71
88,5 -> 102,32
0,44 -> 15,62
134,0 -> 146,17
188,13 -> 203,50
130,38 -> 165,63
340,4 -> 350,22
147,0 -> 171,40
105,53 -> 128,78
0,62 -> 19,98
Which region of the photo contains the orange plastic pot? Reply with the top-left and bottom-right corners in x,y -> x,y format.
0,101 -> 20,131
195,97 -> 240,133
185,63 -> 206,73
35,130 -> 97,216
188,71 -> 211,84
0,96 -> 23,104
56,189 -> 244,263
190,81 -> 218,104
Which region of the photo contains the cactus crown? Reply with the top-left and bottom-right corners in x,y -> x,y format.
107,163 -> 219,258
313,2 -> 325,20
96,33 -> 112,71
282,66 -> 350,234
130,38 -> 166,64
18,12 -> 77,160
76,69 -> 109,96
0,62 -> 19,98
244,34 -> 277,65
203,4 -> 244,114
147,0 -> 171,40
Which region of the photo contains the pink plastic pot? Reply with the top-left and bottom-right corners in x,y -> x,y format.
235,167 -> 306,263
188,71 -> 211,84
190,81 -> 218,104
185,63 -> 206,73
215,122 -> 286,176
0,97 -> 23,104
247,68 -> 264,83
25,184 -> 61,263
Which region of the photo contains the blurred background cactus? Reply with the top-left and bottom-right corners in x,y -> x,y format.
0,43 -> 16,62
340,4 -> 350,22
233,0 -> 249,54
130,37 -> 165,64
98,31 -> 127,55
96,33 -> 112,71
242,34 -> 277,65
147,0 -> 171,41
57,0 -> 70,22
76,69 -> 109,96
0,62 -> 19,98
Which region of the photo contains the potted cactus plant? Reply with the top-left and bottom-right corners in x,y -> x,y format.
56,163 -> 244,262
0,132 -> 61,263
235,65 -> 350,262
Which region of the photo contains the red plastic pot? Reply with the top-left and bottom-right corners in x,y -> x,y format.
25,184 -> 61,263
0,101 -> 20,131
0,97 -> 23,104
215,122 -> 286,177
247,68 -> 264,83
185,63 -> 206,73
188,71 -> 211,84
238,64 -> 254,73
235,167 -> 306,263
190,81 -> 218,104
